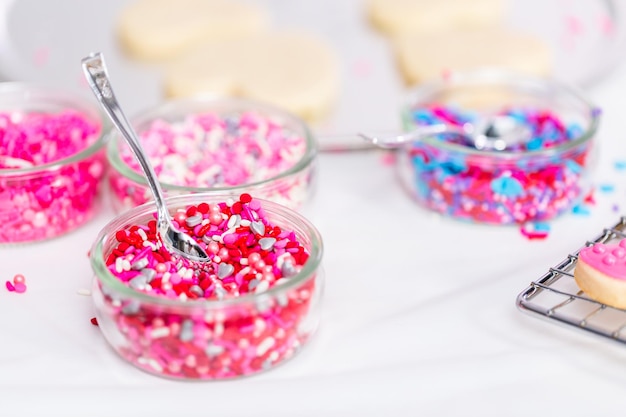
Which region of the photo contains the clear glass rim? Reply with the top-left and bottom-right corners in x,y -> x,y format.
0,81 -> 109,176
90,193 -> 324,308
402,68 -> 600,159
106,96 -> 318,192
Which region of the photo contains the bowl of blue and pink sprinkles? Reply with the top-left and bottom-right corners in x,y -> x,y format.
397,70 -> 599,225
107,97 -> 317,213
0,83 -> 107,243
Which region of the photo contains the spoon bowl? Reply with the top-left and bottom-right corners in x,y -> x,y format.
81,52 -> 209,263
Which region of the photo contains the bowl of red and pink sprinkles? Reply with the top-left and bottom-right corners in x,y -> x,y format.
90,192 -> 323,380
107,97 -> 317,213
0,83 -> 107,243
396,70 -> 599,225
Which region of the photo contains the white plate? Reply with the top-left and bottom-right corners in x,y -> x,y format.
0,0 -> 624,150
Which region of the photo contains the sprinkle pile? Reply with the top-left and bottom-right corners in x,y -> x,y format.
0,110 -> 105,243
96,194 -> 320,379
109,111 -> 312,212
404,105 -> 593,224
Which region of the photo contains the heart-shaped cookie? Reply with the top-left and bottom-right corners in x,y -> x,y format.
163,31 -> 340,121
117,0 -> 269,60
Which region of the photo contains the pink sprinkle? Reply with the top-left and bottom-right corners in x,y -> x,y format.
13,283 -> 27,293
5,281 -> 15,292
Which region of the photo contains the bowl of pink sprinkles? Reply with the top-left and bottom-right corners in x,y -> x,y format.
90,192 -> 324,380
107,97 -> 317,213
0,83 -> 107,244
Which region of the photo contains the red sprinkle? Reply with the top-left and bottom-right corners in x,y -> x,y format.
90,317 -> 99,326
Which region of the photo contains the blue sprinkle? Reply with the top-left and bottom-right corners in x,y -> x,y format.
526,138 -> 544,150
614,160 -> 626,171
565,160 -> 582,174
566,124 -> 583,139
598,183 -> 615,193
533,222 -> 552,232
572,204 -> 591,216
491,176 -> 524,197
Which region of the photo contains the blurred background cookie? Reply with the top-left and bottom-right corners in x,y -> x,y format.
394,29 -> 552,86
366,0 -> 504,35
117,0 -> 269,61
164,31 -> 340,121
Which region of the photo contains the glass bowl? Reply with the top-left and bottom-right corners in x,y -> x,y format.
397,69 -> 600,225
0,82 -> 108,244
90,193 -> 324,380
107,97 -> 317,213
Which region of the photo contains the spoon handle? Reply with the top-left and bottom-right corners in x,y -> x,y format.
81,52 -> 170,226
359,124 -> 464,148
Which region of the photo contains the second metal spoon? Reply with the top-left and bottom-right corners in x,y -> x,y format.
81,52 -> 209,263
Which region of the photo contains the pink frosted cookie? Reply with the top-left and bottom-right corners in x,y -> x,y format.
575,240 -> 626,309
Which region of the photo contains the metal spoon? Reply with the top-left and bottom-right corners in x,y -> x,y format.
360,114 -> 532,151
81,52 -> 209,263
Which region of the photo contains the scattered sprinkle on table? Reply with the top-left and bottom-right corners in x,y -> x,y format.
5,273 -> 27,293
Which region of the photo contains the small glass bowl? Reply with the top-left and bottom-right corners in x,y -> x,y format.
90,193 -> 324,380
0,83 -> 108,244
397,69 -> 599,225
107,97 -> 317,213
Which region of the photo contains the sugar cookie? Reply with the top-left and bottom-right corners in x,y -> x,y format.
117,0 -> 269,60
394,29 -> 552,86
367,0 -> 504,36
164,32 -> 340,120
575,240 -> 626,309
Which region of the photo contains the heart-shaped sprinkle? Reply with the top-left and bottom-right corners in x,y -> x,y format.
281,261 -> 297,277
250,221 -> 265,236
259,237 -> 276,251
217,263 -> 234,279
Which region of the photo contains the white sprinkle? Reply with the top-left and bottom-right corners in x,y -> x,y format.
255,280 -> 270,294
76,288 -> 91,296
256,337 -> 275,356
137,228 -> 148,241
227,214 -> 241,229
205,344 -> 224,357
214,322 -> 224,336
226,198 -> 234,207
150,327 -> 171,339
240,219 -> 251,227
115,257 -> 123,273
121,259 -> 131,271
240,258 -> 249,266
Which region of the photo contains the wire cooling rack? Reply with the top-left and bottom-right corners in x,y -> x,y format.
516,217 -> 626,344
